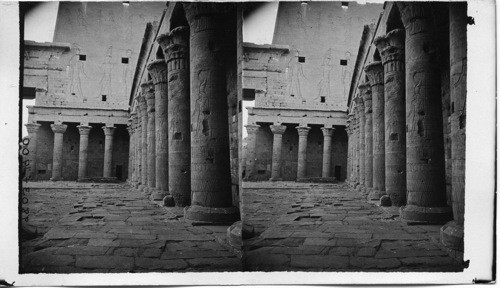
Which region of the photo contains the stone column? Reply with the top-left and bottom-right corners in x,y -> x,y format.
183,3 -> 239,223
132,110 -> 141,188
127,117 -> 135,184
137,91 -> 148,192
354,96 -> 365,191
102,125 -> 115,178
364,61 -> 385,200
77,124 -> 92,181
296,125 -> 311,180
398,3 -> 452,223
345,119 -> 351,183
441,2 -> 467,250
147,58 -> 170,202
244,124 -> 260,180
50,123 -> 67,181
375,29 -> 407,206
158,26 -> 191,206
25,123 -> 41,180
321,127 -> 335,178
352,113 -> 359,187
145,84 -> 157,196
359,83 -> 373,193
269,124 -> 287,181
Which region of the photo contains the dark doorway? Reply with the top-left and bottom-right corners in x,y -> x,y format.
116,165 -> 123,181
335,165 -> 341,180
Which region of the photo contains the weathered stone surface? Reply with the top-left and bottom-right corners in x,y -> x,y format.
242,181 -> 464,271
20,182 -> 238,273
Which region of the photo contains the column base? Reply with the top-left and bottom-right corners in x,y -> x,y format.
379,195 -> 392,207
227,221 -> 242,249
356,185 -> 365,192
163,195 -> 175,207
184,205 -> 240,225
50,177 -> 62,181
269,177 -> 282,181
151,189 -> 167,201
440,220 -> 464,251
368,189 -> 385,201
400,204 -> 453,224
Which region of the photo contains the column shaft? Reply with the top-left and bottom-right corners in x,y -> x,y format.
398,3 -> 451,223
270,124 -> 286,181
365,61 -> 385,198
244,124 -> 260,180
102,126 -> 115,178
441,2 -> 467,250
50,123 -> 67,181
139,89 -> 149,192
25,123 -> 41,180
77,125 -> 92,181
356,98 -> 365,190
296,126 -> 310,180
360,84 -> 373,191
376,30 -> 407,206
146,87 -> 156,194
183,3 -> 239,223
158,27 -> 191,206
321,127 -> 334,178
147,59 -> 170,201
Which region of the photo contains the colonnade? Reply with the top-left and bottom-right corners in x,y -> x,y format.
24,121 -> 118,181
244,123 -> 336,181
127,3 -> 239,224
346,3 -> 467,250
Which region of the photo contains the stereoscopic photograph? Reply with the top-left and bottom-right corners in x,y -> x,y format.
3,0 -> 494,285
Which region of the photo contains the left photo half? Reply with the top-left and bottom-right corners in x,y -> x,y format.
19,1 -> 243,273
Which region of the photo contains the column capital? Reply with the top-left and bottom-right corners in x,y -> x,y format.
358,81 -> 372,95
385,29 -> 405,49
51,123 -> 67,134
102,126 -> 116,136
364,61 -> 384,86
321,127 -> 335,137
140,81 -> 153,95
296,126 -> 311,137
373,34 -> 389,55
183,3 -> 234,24
381,46 -> 405,69
147,60 -> 168,84
245,124 -> 260,135
25,123 -> 41,134
165,44 -> 189,63
270,124 -> 286,135
136,95 -> 146,114
397,2 -> 433,35
77,125 -> 92,135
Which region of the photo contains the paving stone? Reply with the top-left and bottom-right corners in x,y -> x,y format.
349,257 -> 401,269
55,246 -> 109,256
290,255 -> 349,269
400,256 -> 460,267
141,248 -> 163,258
76,255 -> 134,270
25,248 -> 75,267
87,238 -> 120,247
135,257 -> 188,270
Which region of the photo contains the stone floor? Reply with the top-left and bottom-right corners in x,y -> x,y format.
20,182 -> 241,273
242,181 -> 465,272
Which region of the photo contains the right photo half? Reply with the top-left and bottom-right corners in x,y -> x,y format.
241,1 -> 468,272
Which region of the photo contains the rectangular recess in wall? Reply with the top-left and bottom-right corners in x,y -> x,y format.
340,59 -> 348,66
341,2 -> 349,8
243,88 -> 256,101
79,54 -> 86,61
320,96 -> 326,103
121,57 -> 129,64
22,87 -> 36,100
298,56 -> 305,63
102,95 -> 107,102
